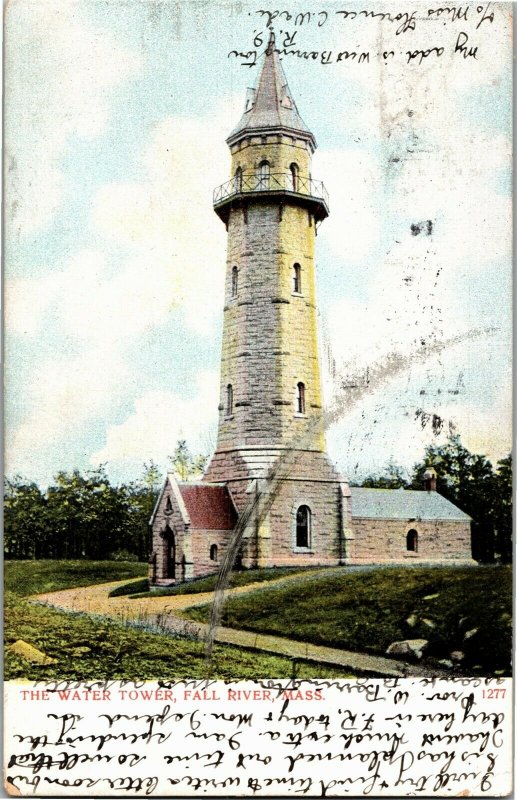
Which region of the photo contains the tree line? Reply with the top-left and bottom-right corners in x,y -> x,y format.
4,436 -> 512,563
4,442 -> 207,562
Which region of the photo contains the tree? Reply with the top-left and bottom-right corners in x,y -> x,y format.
492,454 -> 512,563
168,440 -> 208,482
360,460 -> 409,489
46,467 -> 128,560
4,476 -> 48,559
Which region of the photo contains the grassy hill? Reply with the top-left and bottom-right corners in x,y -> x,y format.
4,560 -> 350,680
186,564 -> 512,676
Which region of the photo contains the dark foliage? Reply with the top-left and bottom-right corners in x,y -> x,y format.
4,465 -> 159,562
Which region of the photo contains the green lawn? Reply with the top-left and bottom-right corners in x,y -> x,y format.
4,560 -> 352,680
186,565 -> 512,676
5,559 -> 148,597
111,567 -> 307,598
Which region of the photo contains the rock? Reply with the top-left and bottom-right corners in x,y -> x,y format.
450,650 -> 464,662
9,639 -> 57,665
421,618 -> 436,629
423,593 -> 439,601
463,628 -> 478,641
386,639 -> 428,659
406,613 -> 418,628
72,646 -> 92,657
438,659 -> 454,669
459,616 -> 469,628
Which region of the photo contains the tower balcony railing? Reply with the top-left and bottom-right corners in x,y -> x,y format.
213,172 -> 329,209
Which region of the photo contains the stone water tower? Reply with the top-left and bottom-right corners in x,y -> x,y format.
204,32 -> 352,568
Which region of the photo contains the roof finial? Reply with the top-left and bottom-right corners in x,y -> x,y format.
266,27 -> 275,55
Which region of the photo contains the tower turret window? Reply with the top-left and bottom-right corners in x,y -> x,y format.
210,544 -> 218,562
226,384 -> 233,416
235,166 -> 243,192
407,529 -> 418,552
290,163 -> 299,192
258,160 -> 270,190
293,263 -> 302,294
295,505 -> 311,549
231,266 -> 238,296
296,382 -> 306,414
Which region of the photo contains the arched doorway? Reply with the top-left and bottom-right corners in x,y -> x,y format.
162,525 -> 176,579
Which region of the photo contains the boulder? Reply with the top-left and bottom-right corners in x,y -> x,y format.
423,593 -> 439,601
9,639 -> 57,665
450,650 -> 465,662
386,639 -> 428,659
405,613 -> 418,627
421,618 -> 436,629
463,628 -> 478,641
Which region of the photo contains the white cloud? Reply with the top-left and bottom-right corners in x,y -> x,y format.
6,346 -> 130,479
92,106 -> 243,335
5,0 -> 141,235
91,370 -> 219,471
316,148 -> 381,263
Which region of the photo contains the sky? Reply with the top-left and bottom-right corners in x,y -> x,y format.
5,0 -> 512,487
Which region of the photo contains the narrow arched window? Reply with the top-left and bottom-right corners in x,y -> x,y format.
235,166 -> 242,192
296,382 -> 305,414
226,384 -> 233,416
258,160 -> 270,190
231,266 -> 238,296
407,529 -> 418,552
210,544 -> 218,562
165,496 -> 173,513
293,263 -> 301,293
296,505 -> 311,549
290,162 -> 299,191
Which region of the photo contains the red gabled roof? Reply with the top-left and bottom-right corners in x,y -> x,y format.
178,484 -> 238,530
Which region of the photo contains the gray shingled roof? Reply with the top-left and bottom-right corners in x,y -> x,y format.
350,487 -> 471,521
227,33 -> 315,146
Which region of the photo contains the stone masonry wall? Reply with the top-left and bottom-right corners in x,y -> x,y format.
191,529 -> 234,578
348,517 -> 473,563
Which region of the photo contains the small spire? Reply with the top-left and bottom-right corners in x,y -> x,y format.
226,29 -> 316,150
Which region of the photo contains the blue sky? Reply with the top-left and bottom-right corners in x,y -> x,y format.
5,1 -> 512,487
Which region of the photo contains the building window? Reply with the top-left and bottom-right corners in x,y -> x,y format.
165,496 -> 173,514
290,162 -> 299,191
232,266 -> 238,296
226,384 -> 233,416
258,160 -> 270,190
296,505 -> 311,549
296,382 -> 305,414
210,544 -> 218,562
407,529 -> 418,552
235,166 -> 242,192
293,263 -> 302,293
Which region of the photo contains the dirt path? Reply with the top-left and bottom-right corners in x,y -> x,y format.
31,576 -> 445,678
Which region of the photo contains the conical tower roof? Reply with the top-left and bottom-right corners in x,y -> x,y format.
227,31 -> 316,149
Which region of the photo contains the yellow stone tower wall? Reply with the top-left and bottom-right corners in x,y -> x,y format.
215,134 -> 324,453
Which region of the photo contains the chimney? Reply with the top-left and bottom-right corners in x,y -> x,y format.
423,467 -> 437,492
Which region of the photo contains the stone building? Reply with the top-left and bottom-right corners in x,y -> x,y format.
149,35 -> 473,585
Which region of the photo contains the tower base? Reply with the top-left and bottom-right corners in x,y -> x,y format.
204,447 -> 352,569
